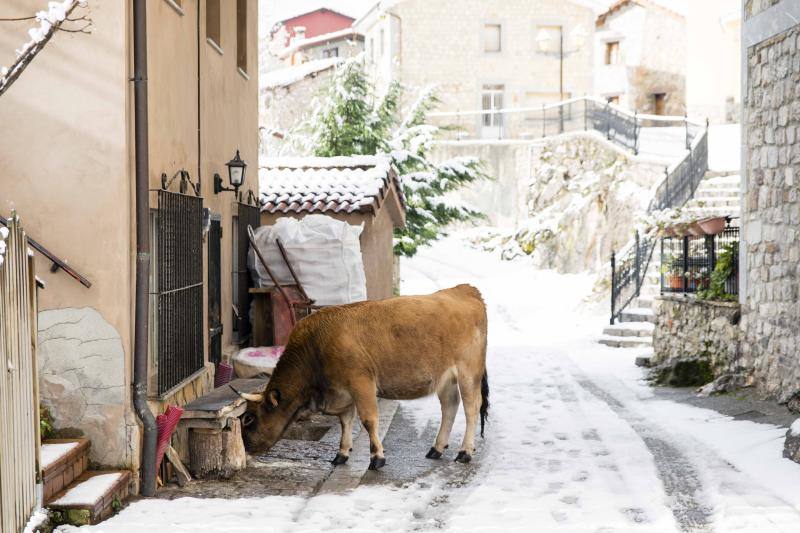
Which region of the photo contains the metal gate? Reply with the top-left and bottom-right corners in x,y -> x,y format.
208,217 -> 222,364
233,203 -> 260,344
155,190 -> 204,395
0,213 -> 40,533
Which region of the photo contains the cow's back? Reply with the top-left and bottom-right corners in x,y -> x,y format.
309,285 -> 487,399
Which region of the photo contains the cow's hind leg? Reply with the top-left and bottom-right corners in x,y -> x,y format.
351,379 -> 386,470
332,404 -> 356,465
456,371 -> 482,463
427,374 -> 460,459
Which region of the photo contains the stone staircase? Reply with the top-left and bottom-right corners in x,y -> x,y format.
41,438 -> 131,526
599,171 -> 741,350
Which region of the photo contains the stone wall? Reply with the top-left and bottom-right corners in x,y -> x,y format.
740,20 -> 800,400
652,296 -> 742,374
38,308 -> 138,469
436,133 -> 663,272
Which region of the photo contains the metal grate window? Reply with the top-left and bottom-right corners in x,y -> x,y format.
233,203 -> 260,344
154,190 -> 204,395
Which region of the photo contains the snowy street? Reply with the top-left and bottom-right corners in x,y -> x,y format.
59,235 -> 800,532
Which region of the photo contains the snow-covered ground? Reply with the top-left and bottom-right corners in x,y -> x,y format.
62,235 -> 800,533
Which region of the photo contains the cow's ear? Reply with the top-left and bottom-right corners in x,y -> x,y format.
268,389 -> 281,408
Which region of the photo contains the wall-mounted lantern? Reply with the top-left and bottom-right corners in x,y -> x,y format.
214,150 -> 247,195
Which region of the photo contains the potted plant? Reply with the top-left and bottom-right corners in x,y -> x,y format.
687,220 -> 706,237
699,216 -> 728,235
661,258 -> 685,290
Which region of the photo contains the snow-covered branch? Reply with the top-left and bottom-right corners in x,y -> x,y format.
0,0 -> 88,98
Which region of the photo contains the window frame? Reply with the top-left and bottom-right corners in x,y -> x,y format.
483,22 -> 502,53
236,0 -> 248,75
206,0 -> 222,51
605,41 -> 620,65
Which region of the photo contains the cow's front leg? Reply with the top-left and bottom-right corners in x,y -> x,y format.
352,380 -> 385,470
332,404 -> 356,465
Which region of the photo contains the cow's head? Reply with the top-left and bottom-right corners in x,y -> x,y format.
236,386 -> 306,453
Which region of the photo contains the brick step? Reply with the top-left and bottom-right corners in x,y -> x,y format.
47,470 -> 131,526
603,323 -> 654,337
42,438 -> 90,503
598,336 -> 653,348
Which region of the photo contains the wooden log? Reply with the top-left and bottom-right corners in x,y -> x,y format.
187,419 -> 246,479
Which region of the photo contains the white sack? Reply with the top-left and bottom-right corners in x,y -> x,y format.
248,214 -> 367,305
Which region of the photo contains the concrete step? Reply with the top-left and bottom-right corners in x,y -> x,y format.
701,174 -> 741,186
633,296 -> 654,308
598,335 -> 653,348
693,188 -> 740,198
47,470 -> 131,526
603,322 -> 654,337
687,197 -> 740,208
619,307 -> 655,324
42,438 -> 90,503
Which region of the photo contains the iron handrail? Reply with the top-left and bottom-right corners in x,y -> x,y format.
0,214 -> 91,288
610,125 -> 710,324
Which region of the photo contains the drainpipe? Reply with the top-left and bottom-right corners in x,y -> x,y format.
132,0 -> 157,497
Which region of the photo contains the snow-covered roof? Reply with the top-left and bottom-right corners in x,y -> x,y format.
278,28 -> 363,59
262,57 -> 342,90
260,156 -> 404,220
596,0 -> 685,25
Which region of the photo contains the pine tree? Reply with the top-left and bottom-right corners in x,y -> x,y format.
304,58 -> 487,257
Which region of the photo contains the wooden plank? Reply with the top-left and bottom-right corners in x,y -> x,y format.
165,446 -> 191,487
181,378 -> 266,419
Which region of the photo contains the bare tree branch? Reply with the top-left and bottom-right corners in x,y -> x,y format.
0,1 -> 86,98
0,16 -> 37,22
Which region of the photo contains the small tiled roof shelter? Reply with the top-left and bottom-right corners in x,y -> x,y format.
259,155 -> 405,300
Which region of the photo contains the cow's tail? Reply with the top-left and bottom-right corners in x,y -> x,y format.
479,370 -> 489,438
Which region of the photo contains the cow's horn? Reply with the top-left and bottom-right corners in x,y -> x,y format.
229,384 -> 264,403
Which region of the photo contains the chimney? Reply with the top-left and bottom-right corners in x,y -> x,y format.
292,26 -> 307,44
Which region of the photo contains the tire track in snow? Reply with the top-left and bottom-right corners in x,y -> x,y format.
575,378 -> 713,532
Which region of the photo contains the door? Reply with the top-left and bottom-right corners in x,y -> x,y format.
653,93 -> 667,115
208,216 -> 222,365
481,84 -> 504,139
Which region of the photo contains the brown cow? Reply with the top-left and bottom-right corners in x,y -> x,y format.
235,284 -> 489,470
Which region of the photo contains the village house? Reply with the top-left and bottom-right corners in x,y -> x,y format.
594,0 -> 686,115
739,0 -> 800,403
0,0 -> 258,495
354,0 -> 597,139
265,7 -> 362,69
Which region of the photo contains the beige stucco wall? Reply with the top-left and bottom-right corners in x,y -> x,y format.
0,0 -> 136,468
0,0 -> 258,473
686,1 -> 741,123
358,0 -> 596,139
146,0 -> 259,400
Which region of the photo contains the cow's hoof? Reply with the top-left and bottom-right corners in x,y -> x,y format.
425,447 -> 443,459
331,453 -> 349,465
454,451 -> 472,464
368,456 -> 386,470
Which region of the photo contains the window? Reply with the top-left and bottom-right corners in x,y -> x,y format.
605,41 -> 620,65
607,95 -> 620,105
206,0 -> 220,48
237,0 -> 247,73
322,47 -> 339,59
484,23 -> 501,52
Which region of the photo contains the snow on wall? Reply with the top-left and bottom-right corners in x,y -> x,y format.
0,225 -> 8,267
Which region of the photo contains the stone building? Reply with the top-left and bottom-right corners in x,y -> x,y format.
0,0 -> 259,488
354,0 -> 598,139
594,0 -> 687,115
739,0 -> 800,401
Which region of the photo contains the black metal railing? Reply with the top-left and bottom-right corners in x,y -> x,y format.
610,231 -> 657,324
155,190 -> 204,396
233,202 -> 260,344
649,127 -> 709,212
660,226 -> 739,297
